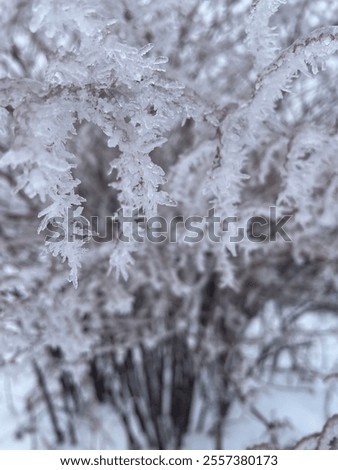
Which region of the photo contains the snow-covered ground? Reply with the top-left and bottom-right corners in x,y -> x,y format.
1,363 -> 338,449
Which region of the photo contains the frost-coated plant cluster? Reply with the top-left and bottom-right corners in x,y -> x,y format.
2,0 -> 338,450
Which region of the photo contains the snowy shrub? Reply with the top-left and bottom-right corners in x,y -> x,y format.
2,0 -> 338,450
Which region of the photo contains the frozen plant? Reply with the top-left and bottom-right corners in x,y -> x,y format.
1,0 -> 338,450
